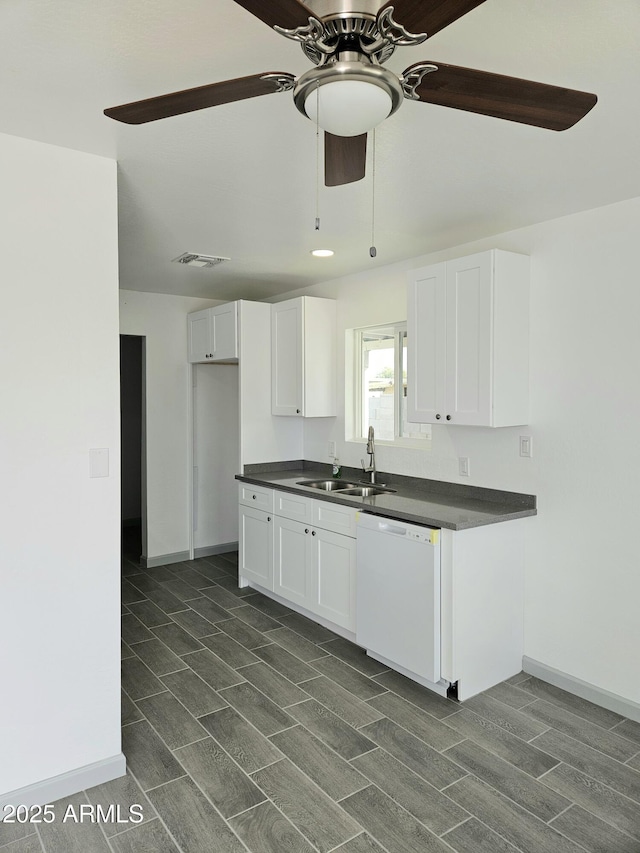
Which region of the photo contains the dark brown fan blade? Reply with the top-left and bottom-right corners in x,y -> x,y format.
407,62 -> 597,130
381,0 -> 487,38
104,72 -> 294,124
325,133 -> 367,187
231,0 -> 314,30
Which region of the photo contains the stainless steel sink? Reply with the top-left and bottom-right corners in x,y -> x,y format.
296,479 -> 360,491
297,479 -> 396,497
335,486 -> 393,497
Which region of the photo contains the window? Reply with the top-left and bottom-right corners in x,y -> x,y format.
352,322 -> 431,443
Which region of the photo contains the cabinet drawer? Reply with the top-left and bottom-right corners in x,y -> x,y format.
274,490 -> 313,523
238,483 -> 274,512
312,500 -> 358,538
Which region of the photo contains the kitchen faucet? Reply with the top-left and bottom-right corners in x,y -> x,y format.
361,426 -> 377,484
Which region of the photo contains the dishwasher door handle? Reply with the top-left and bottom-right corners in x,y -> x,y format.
377,522 -> 408,536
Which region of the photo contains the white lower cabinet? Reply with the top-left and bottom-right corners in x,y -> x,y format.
273,516 -> 312,608
273,517 -> 356,631
239,505 -> 274,589
238,482 -> 527,699
239,484 -> 356,632
313,528 -> 356,630
238,484 -> 274,589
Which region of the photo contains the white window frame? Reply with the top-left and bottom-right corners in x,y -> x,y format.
349,322 -> 431,447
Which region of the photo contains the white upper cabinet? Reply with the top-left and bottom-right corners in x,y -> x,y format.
271,296 -> 336,417
406,262 -> 448,425
407,249 -> 530,427
188,302 -> 238,363
210,301 -> 238,360
188,309 -> 212,364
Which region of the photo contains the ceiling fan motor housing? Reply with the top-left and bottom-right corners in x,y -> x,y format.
305,0 -> 385,18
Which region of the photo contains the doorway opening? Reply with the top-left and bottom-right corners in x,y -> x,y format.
120,335 -> 147,563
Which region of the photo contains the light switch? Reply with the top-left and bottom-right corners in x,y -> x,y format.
519,435 -> 533,458
89,448 -> 109,478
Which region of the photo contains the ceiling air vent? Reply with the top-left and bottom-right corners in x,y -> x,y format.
172,252 -> 230,269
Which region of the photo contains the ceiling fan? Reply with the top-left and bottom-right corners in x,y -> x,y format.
104,0 -> 597,187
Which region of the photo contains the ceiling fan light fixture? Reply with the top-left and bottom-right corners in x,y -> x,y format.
294,60 -> 404,138
305,79 -> 392,137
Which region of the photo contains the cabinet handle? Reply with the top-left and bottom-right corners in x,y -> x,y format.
305,528 -> 309,534
267,516 -> 271,522
252,494 -> 257,500
311,530 -> 316,536
296,409 -> 301,414
435,413 -> 441,420
446,415 -> 452,421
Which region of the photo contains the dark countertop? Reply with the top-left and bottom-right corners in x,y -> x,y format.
237,461 -> 536,531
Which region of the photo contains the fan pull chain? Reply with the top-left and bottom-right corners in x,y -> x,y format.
315,83 -> 320,231
370,128 -> 377,258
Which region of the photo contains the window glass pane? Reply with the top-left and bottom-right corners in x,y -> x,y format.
362,333 -> 395,441
354,323 -> 430,443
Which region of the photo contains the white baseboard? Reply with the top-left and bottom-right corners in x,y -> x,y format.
1,753 -> 126,811
194,541 -> 239,559
523,657 -> 640,724
141,542 -> 239,568
141,551 -> 189,568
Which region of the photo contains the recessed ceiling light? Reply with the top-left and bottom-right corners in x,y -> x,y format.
311,249 -> 334,258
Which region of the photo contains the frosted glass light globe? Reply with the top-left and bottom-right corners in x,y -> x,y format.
305,80 -> 393,137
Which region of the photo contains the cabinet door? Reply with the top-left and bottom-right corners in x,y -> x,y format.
445,253 -> 492,426
212,302 -> 238,361
239,506 -> 273,590
272,299 -> 303,415
311,528 -> 356,631
273,516 -> 312,608
407,264 -> 447,423
302,297 -> 337,417
188,309 -> 213,363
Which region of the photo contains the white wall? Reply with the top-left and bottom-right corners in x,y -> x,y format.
119,290 -> 222,559
193,363 -> 239,550
0,133 -> 122,797
294,196 -> 640,707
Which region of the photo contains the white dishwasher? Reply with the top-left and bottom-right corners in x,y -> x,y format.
356,512 -> 445,692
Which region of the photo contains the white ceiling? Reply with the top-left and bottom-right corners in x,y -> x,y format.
2,0 -> 639,300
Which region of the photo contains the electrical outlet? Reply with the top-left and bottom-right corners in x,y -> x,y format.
519,435 -> 533,458
458,456 -> 470,477
328,440 -> 336,459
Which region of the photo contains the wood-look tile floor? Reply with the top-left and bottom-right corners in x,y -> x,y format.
4,551 -> 640,853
